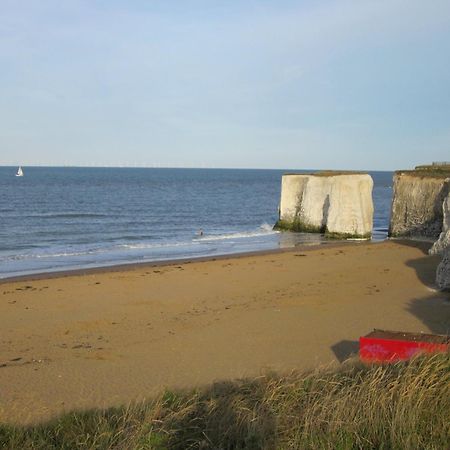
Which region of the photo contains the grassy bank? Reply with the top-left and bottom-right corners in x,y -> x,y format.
1,354 -> 449,449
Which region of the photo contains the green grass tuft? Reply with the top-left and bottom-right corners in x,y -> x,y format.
396,167 -> 450,179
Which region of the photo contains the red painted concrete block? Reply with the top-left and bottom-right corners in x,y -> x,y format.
360,329 -> 450,363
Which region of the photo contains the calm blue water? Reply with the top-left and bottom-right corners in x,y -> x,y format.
0,167 -> 393,278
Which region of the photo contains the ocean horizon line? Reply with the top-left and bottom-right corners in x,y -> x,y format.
1,164 -> 397,172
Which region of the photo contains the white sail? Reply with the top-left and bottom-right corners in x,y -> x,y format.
16,166 -> 24,177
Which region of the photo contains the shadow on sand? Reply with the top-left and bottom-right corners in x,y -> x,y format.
407,295 -> 450,335
397,239 -> 441,288
391,238 -> 432,254
400,239 -> 450,334
330,340 -> 360,363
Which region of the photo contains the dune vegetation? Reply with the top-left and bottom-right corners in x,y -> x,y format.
1,353 -> 449,450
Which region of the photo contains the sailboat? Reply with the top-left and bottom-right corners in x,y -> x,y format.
15,166 -> 24,177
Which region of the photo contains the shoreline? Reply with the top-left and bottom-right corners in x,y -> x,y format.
0,236 -> 433,285
0,238 -> 370,284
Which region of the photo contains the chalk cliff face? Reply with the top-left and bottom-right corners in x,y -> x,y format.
389,173 -> 449,238
275,173 -> 374,238
430,193 -> 450,255
436,249 -> 450,291
431,192 -> 450,290
389,165 -> 450,290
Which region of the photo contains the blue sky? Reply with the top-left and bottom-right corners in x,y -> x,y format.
1,0 -> 450,170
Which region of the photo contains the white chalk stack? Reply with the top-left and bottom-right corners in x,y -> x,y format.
276,172 -> 374,239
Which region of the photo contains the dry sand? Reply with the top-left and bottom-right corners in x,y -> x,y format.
0,240 -> 449,425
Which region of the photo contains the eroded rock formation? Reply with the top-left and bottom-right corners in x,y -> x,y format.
436,250 -> 450,291
430,192 -> 450,290
430,193 -> 450,255
388,164 -> 450,290
275,172 -> 373,238
389,169 -> 450,239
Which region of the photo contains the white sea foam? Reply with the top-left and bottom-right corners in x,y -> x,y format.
1,224 -> 278,263
195,224 -> 278,242
120,241 -> 194,250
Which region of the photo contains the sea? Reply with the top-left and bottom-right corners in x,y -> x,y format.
0,167 -> 393,279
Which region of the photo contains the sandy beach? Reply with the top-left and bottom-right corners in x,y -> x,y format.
1,240 -> 449,425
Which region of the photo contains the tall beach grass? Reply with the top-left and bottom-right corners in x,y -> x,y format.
1,353 -> 449,449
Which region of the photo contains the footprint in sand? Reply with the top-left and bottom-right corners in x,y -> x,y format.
16,286 -> 34,291
72,343 -> 93,349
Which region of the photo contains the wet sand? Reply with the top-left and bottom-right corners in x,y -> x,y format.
0,240 -> 449,425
